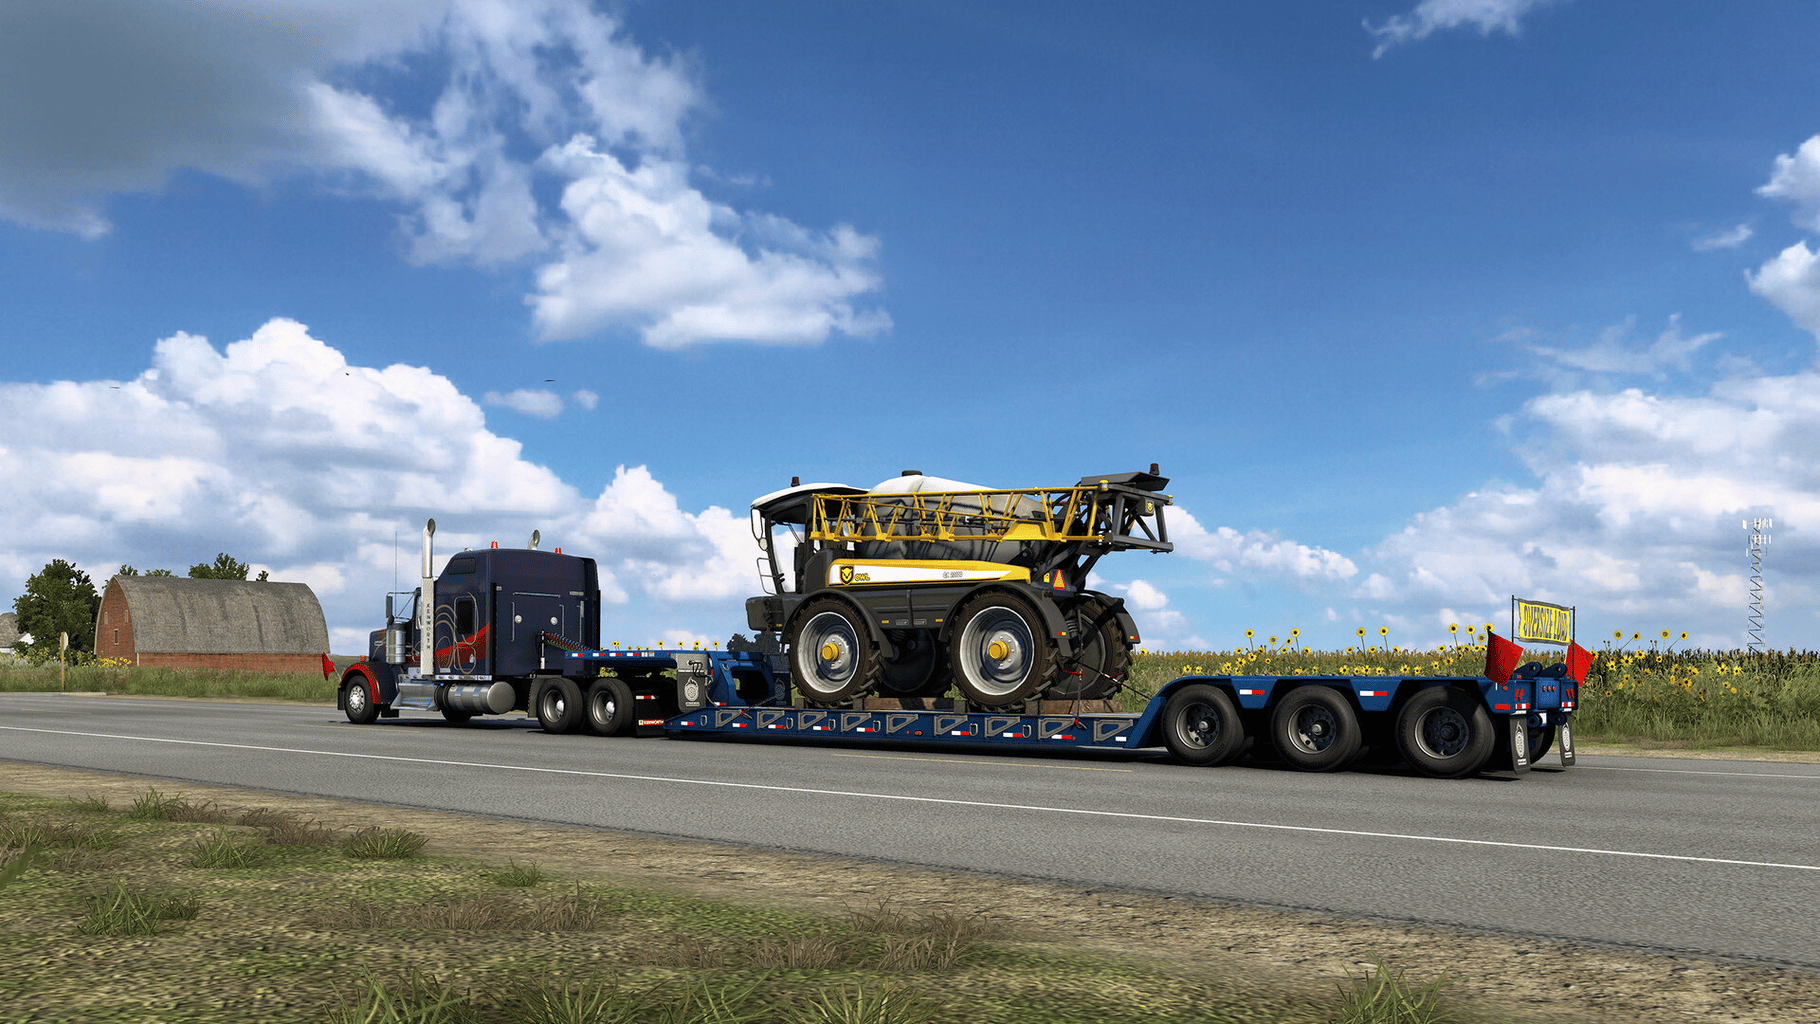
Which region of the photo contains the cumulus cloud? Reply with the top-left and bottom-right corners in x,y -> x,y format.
1169,508 -> 1359,583
1365,0 -> 1555,58
1750,136 -> 1820,341
0,319 -> 765,650
0,0 -> 887,348
1359,374 -> 1817,645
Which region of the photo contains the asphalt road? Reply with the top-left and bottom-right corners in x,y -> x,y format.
3,692 -> 1817,969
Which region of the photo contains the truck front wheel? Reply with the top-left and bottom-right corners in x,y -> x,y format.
1270,686 -> 1362,771
1395,687 -> 1494,778
536,677 -> 584,734
343,675 -> 379,725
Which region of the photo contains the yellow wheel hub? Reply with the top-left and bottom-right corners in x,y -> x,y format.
820,641 -> 843,662
987,639 -> 1010,661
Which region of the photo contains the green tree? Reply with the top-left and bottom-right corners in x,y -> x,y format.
116,565 -> 174,577
188,553 -> 250,580
14,559 -> 100,659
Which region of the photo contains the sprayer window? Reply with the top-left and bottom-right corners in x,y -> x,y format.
455,596 -> 476,637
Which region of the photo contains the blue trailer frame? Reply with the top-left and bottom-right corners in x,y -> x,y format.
559,646 -> 1582,778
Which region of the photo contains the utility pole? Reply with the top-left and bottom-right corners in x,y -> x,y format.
1745,517 -> 1772,652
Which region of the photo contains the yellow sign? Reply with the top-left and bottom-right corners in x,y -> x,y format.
1515,599 -> 1572,645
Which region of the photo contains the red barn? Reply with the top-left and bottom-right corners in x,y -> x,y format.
94,577 -> 329,672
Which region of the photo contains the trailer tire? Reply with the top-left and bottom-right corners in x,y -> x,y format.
535,677 -> 584,734
949,593 -> 1056,707
1161,684 -> 1245,766
790,600 -> 879,703
1270,686 -> 1362,771
342,675 -> 379,725
1052,598 -> 1129,700
1527,722 -> 1557,762
585,677 -> 635,736
440,707 -> 472,725
1395,686 -> 1494,778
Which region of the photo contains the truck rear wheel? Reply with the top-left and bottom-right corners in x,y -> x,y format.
1053,598 -> 1129,700
342,675 -> 379,725
789,600 -> 879,703
1161,684 -> 1244,766
535,677 -> 584,734
585,677 -> 634,736
1270,686 -> 1362,771
949,594 -> 1055,707
1395,686 -> 1494,778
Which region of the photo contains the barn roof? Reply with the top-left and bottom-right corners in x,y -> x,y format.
106,577 -> 329,654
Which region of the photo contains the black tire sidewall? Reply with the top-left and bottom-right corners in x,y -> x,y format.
1270,686 -> 1361,771
1162,683 -> 1242,766
586,677 -> 634,736
536,677 -> 583,733
1395,686 -> 1494,778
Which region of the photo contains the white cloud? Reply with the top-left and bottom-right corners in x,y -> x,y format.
1523,315 -> 1723,380
1692,223 -> 1753,251
1758,135 -> 1820,231
1170,508 -> 1359,582
484,388 -> 565,418
1747,241 -> 1820,340
0,0 -> 888,349
571,389 -> 599,411
1365,0 -> 1555,58
0,318 -> 765,649
1360,371 -> 1819,646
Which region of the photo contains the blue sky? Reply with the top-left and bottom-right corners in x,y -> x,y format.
6,0 -> 1820,656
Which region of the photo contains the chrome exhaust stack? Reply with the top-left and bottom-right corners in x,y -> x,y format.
419,518 -> 436,676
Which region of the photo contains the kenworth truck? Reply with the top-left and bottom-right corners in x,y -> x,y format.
338,496 -> 1586,778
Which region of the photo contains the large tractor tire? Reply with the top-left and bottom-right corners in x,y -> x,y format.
948,593 -> 1056,707
789,599 -> 880,704
1052,597 -> 1130,700
878,629 -> 950,697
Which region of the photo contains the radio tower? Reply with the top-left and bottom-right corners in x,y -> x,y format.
1745,517 -> 1772,652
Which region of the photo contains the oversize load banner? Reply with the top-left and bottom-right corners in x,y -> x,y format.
1515,599 -> 1572,646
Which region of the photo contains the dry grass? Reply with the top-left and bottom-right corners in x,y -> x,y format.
303,883 -> 616,932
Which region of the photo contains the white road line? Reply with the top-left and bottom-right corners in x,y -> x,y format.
5,723 -> 1818,873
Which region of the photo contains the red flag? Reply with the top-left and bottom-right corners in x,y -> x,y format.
1485,630 -> 1525,684
321,653 -> 336,681
1565,641 -> 1595,682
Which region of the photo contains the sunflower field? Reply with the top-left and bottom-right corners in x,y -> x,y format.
1130,625 -> 1820,751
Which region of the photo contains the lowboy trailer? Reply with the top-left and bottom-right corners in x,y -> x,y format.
339,507 -> 1585,779
556,644 -> 1580,778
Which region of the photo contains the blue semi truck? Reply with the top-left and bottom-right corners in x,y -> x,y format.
339,497 -> 1583,779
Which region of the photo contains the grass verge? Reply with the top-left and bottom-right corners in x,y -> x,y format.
0,786 -> 1517,1024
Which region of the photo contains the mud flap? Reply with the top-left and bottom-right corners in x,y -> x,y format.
1558,712 -> 1576,767
1506,714 -> 1531,773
